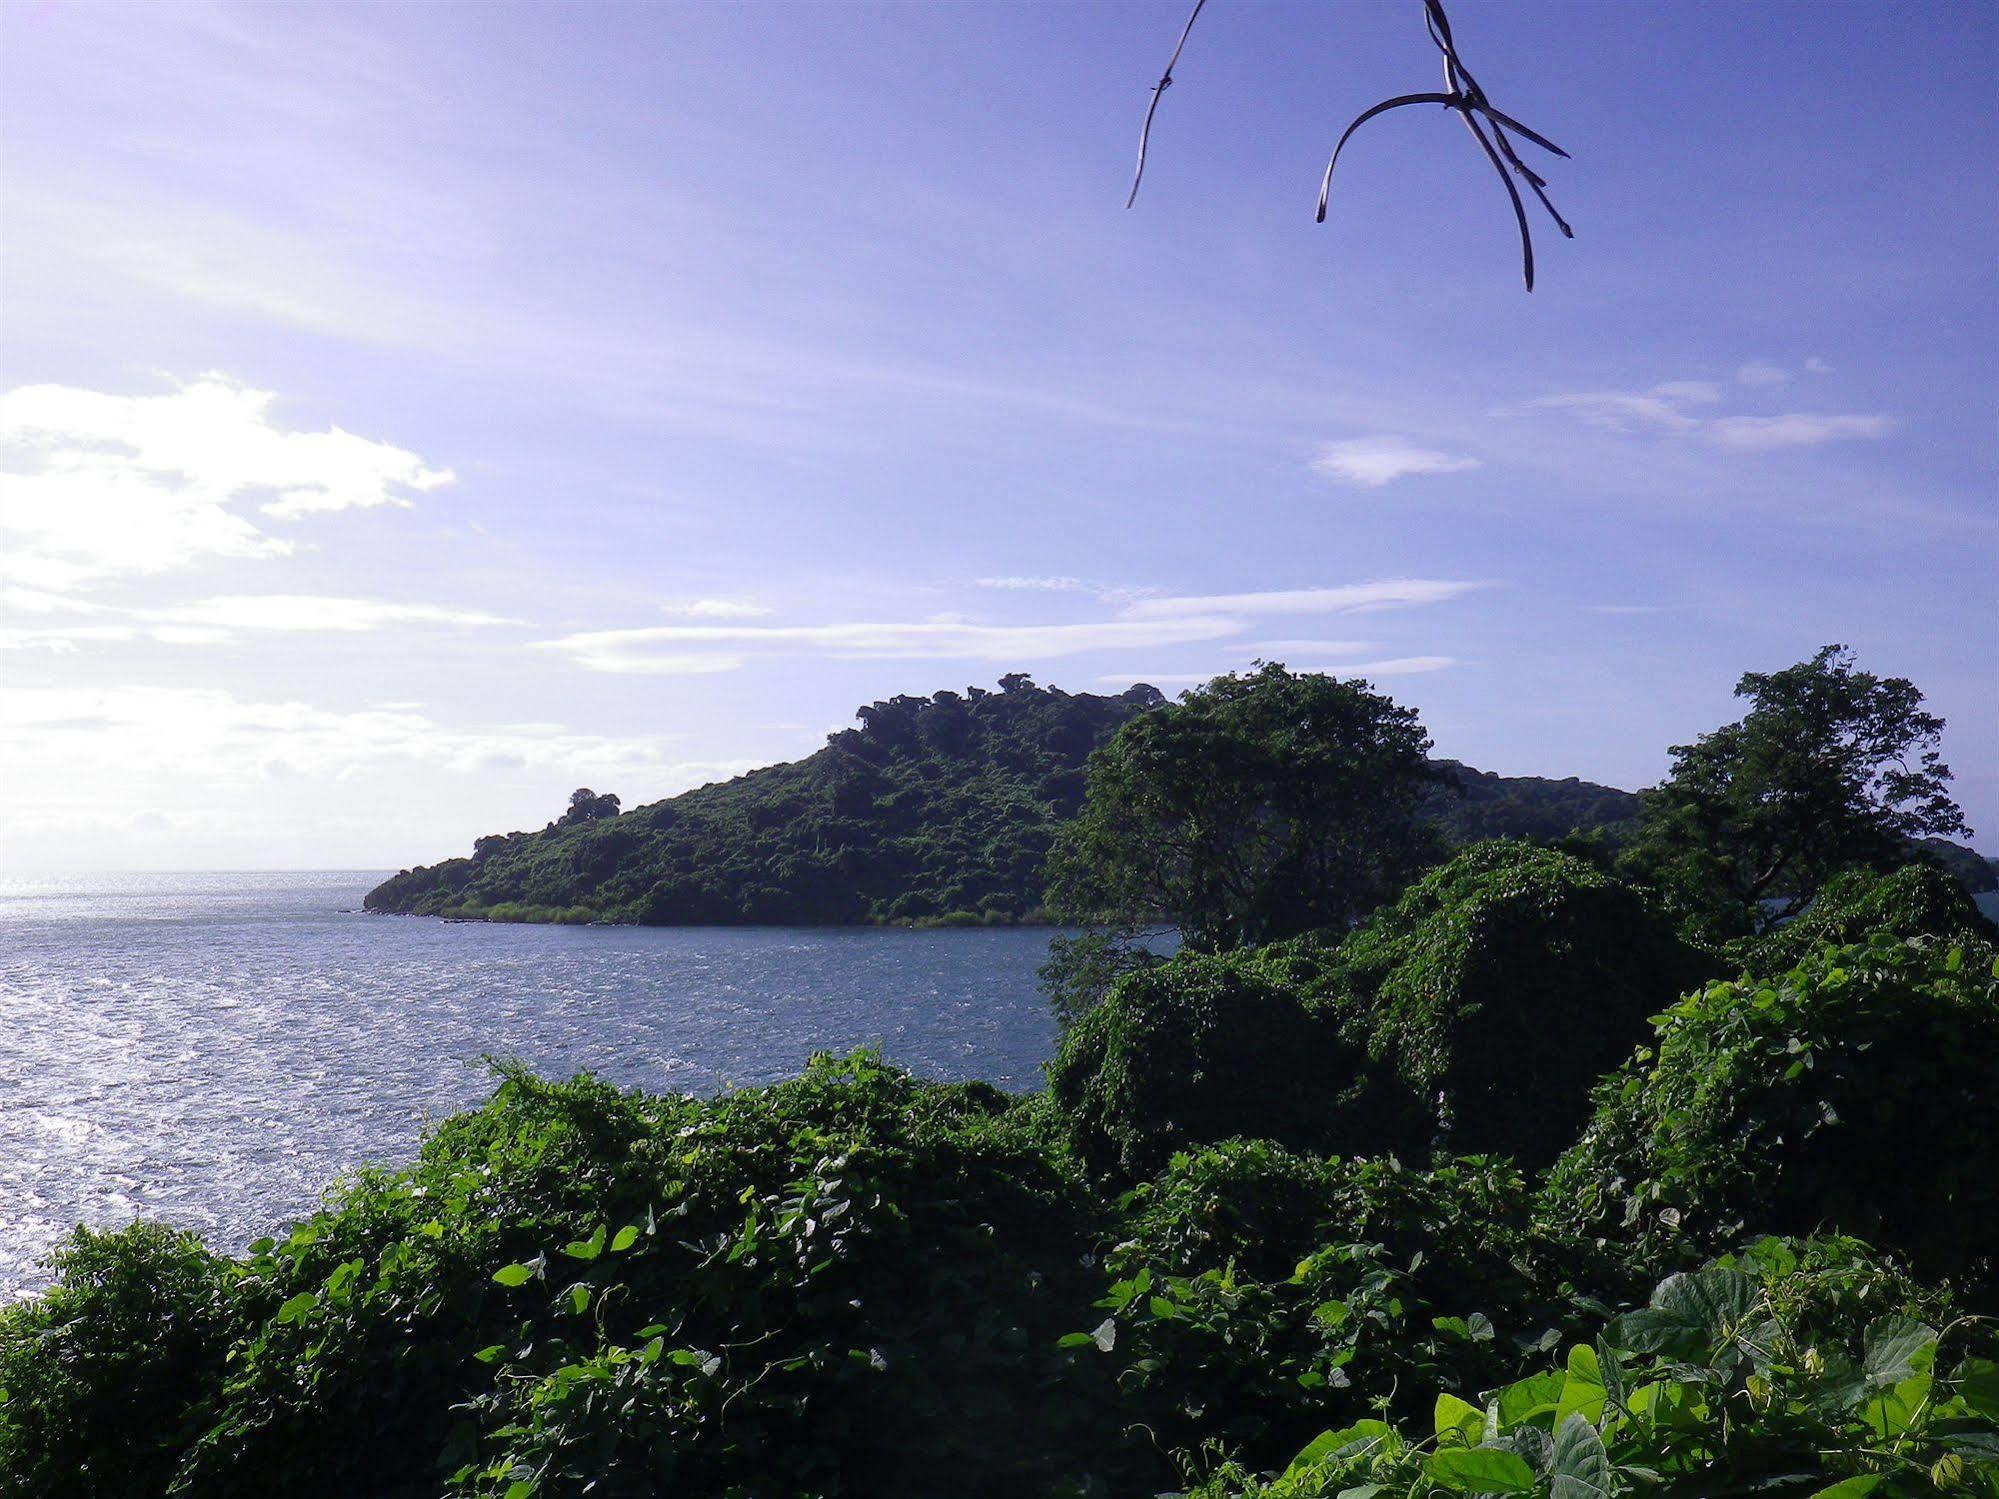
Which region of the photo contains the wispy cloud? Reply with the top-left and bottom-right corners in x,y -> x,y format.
1736,360 -> 1792,387
973,575 -> 1156,606
0,374 -> 452,593
1248,639 -> 1379,654
1524,377 -> 1891,452
1583,604 -> 1668,615
1098,655 -> 1459,688
1311,436 -> 1480,488
1125,579 -> 1485,619
660,597 -> 773,618
1805,356 -> 1835,374
539,614 -> 1244,674
1705,413 -> 1895,451
0,594 -> 517,652
0,684 -> 704,781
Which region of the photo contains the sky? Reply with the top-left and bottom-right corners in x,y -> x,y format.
1,0 -> 1994,873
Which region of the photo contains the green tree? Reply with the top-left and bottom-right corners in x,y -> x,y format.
1046,664 -> 1445,950
1622,645 -> 1968,936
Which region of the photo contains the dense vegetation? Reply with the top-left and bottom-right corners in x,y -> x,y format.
12,650 -> 1998,1496
367,678 -> 1165,926
367,668 -> 1991,929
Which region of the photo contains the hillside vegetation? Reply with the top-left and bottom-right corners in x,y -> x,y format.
367,679 -> 1165,926
364,679 -> 1669,928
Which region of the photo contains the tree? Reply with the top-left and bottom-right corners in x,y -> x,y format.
1621,645 -> 1968,936
1045,663 -> 1446,950
558,788 -> 621,827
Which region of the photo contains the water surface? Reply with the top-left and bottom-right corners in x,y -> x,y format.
0,871 -> 1063,1297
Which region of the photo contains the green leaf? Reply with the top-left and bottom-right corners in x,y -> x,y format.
1953,1357 -> 1999,1420
568,1283 -> 591,1315
1424,1447 -> 1537,1493
1550,1413 -> 1612,1498
610,1224 -> 641,1253
472,1344 -> 507,1364
1555,1344 -> 1606,1429
274,1292 -> 317,1325
1495,1370 -> 1565,1429
1804,1478 -> 1882,1499
1862,1315 -> 1936,1387
504,1483 -> 534,1499
1285,1420 -> 1392,1475
1434,1392 -> 1486,1446
492,1261 -> 537,1288
561,1224 -> 607,1262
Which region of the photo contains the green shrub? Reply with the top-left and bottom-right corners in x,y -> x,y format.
1732,861 -> 1999,973
0,1224 -> 233,1499
1196,1235 -> 1994,1499
1045,947 -> 1399,1179
1314,841 -> 1712,1167
1545,937 -> 1999,1295
1065,1142 -> 1603,1475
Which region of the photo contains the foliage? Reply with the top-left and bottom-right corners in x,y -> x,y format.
1313,842 -> 1712,1167
1045,944 -> 1392,1180
1038,926 -> 1171,1029
367,678 -> 1164,926
1545,937 -> 1999,1296
1066,1143 -> 1604,1475
1621,646 -> 1969,937
1424,761 -> 1641,848
1732,863 -> 1999,974
1047,664 -> 1447,950
0,1055 -> 1142,1497
1198,1237 -> 1996,1498
0,1225 -> 233,1498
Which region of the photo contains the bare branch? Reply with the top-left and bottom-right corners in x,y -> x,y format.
1127,0 -> 1210,209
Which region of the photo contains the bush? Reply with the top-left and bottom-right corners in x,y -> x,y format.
1195,1235 -> 1994,1499
1066,1142 -> 1602,1474
1314,841 -> 1711,1167
1731,860 -> 1999,973
0,1224 -> 233,1499
0,1056 -> 1143,1498
1045,947 -> 1396,1179
1544,936 -> 1999,1295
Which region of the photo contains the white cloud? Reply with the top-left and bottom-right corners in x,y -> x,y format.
973,575 -> 1156,606
0,684 -> 690,781
0,374 -> 453,593
659,598 -> 772,618
1311,436 -> 1480,488
1736,360 -> 1792,387
1126,579 -> 1484,619
1525,378 -> 1892,454
1524,383 -> 1713,434
1248,639 -> 1378,654
1805,356 -> 1835,374
0,593 -> 517,651
1097,656 -> 1457,688
1704,413 -> 1895,451
152,594 -> 517,632
540,614 -> 1244,673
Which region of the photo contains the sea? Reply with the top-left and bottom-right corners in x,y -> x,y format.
0,871 -> 1066,1299
5,872 -> 1995,1301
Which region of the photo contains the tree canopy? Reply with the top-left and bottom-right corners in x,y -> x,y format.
1046,663 -> 1446,949
1621,645 -> 1968,936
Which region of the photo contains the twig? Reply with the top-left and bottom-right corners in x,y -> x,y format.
1127,0 -> 1209,209
1127,0 -> 1574,291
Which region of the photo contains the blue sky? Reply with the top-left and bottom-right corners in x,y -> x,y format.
2,0 -> 1993,871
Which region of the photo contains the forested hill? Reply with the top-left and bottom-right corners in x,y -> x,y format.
365,678 -> 1168,925
366,678 -> 1994,925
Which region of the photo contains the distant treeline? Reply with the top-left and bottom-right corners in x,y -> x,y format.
366,677 -> 1994,927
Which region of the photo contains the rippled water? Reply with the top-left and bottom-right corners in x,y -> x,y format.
0,871 -> 1065,1298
